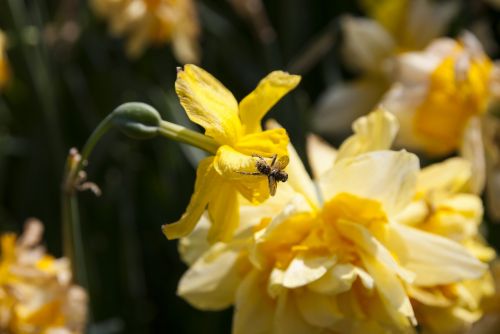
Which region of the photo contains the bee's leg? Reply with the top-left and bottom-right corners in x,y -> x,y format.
251,154 -> 267,163
270,154 -> 277,167
237,171 -> 261,175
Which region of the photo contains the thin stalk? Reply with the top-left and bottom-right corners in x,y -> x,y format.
158,120 -> 218,154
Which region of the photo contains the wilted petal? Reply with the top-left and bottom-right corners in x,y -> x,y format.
239,71 -> 301,134
460,117 -> 486,194
175,64 -> 241,144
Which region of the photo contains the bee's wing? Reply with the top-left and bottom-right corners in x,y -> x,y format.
268,175 -> 277,196
274,155 -> 290,170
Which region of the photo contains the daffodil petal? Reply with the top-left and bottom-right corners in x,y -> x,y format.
361,253 -> 416,326
239,71 -> 301,134
308,264 -> 374,295
319,150 -> 419,216
341,16 -> 396,72
392,224 -> 487,286
273,291 -> 318,334
306,134 -> 337,180
233,270 -> 274,334
235,128 -> 289,157
336,108 -> 399,161
267,119 -> 320,208
175,64 -> 241,144
178,213 -> 211,265
336,220 -> 415,283
417,157 -> 471,195
295,290 -> 342,328
460,116 -> 486,194
313,77 -> 389,138
283,255 -> 337,289
162,157 -> 217,239
177,243 -> 242,310
213,145 -> 260,179
207,180 -> 240,243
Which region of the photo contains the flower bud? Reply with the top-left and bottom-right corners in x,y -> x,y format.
111,102 -> 161,139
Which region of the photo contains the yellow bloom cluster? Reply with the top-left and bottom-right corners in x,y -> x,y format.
383,33 -> 498,156
174,105 -> 492,333
0,219 -> 87,334
162,65 -> 300,243
91,0 -> 200,62
0,30 -> 9,90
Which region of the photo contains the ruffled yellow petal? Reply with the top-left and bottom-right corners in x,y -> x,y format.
392,224 -> 486,286
417,157 -> 471,196
319,150 -> 419,216
336,108 -> 399,162
282,255 -> 337,289
177,243 -> 243,310
239,71 -> 300,134
295,290 -> 342,328
207,180 -> 240,243
361,253 -> 416,327
233,270 -> 274,334
162,157 -> 218,239
175,64 -> 241,145
234,128 -> 289,158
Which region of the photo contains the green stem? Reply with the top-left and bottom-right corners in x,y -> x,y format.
158,120 -> 218,154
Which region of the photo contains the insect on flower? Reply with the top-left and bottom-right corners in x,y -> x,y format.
239,154 -> 289,196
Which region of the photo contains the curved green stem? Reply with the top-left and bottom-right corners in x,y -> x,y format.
158,120 -> 218,154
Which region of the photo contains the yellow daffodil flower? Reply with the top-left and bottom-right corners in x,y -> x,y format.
162,64 -> 300,242
0,219 -> 88,334
176,109 -> 487,333
91,0 -> 200,62
396,157 -> 495,333
313,0 -> 458,137
383,32 -> 498,156
0,30 -> 9,90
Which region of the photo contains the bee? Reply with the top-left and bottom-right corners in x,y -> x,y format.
239,154 -> 289,196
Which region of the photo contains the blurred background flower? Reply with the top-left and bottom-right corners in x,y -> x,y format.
0,219 -> 87,334
91,0 -> 200,62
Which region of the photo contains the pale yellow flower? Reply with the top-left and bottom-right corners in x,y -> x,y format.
396,157 -> 496,333
0,30 -> 9,90
382,32 -> 498,157
162,64 -> 300,242
91,0 -> 200,62
176,109 -> 486,333
0,219 -> 88,334
314,0 -> 458,136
